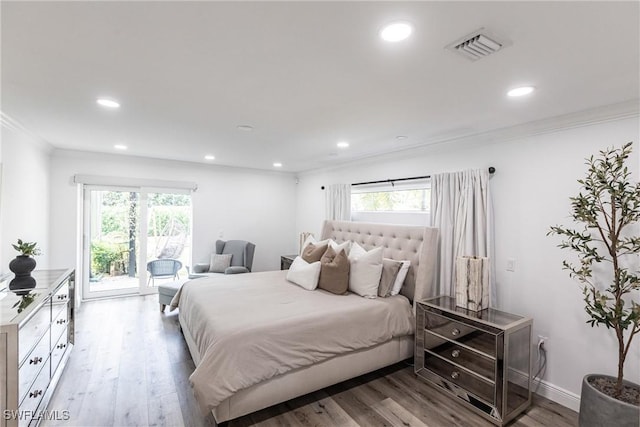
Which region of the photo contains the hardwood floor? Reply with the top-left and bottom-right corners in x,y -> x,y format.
42,295 -> 578,427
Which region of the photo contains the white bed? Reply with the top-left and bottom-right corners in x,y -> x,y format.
176,220 -> 439,423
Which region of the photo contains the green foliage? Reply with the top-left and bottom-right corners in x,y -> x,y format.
352,189 -> 429,212
12,239 -> 42,256
91,241 -> 125,274
548,142 -> 640,398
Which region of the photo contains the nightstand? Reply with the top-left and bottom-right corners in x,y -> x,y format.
415,296 -> 533,426
280,254 -> 297,270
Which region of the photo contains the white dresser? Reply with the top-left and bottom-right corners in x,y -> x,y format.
0,269 -> 74,427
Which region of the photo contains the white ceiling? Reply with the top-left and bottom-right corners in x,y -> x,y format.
2,1 -> 639,173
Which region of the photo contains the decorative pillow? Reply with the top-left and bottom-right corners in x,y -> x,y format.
286,256 -> 321,290
348,243 -> 383,298
318,246 -> 350,294
390,260 -> 411,296
379,258 -> 403,297
300,235 -> 330,255
329,240 -> 351,256
301,242 -> 329,263
209,253 -> 232,273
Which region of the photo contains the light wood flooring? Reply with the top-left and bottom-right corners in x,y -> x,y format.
42,295 -> 578,427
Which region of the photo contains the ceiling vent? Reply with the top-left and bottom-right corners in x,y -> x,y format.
447,29 -> 503,61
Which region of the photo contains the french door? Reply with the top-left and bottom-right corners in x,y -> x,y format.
82,186 -> 192,300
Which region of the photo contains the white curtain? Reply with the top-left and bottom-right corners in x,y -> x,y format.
325,184 -> 351,221
430,169 -> 495,304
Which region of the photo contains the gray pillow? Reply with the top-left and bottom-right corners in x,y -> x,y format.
209,254 -> 232,273
379,258 -> 402,297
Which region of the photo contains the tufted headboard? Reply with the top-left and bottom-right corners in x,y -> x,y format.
320,220 -> 439,308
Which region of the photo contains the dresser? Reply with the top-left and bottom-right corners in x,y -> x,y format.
280,254 -> 297,270
0,269 -> 74,427
415,296 -> 532,426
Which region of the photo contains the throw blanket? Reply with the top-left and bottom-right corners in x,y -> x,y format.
171,270 -> 414,413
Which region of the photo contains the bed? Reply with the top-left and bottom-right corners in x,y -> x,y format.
174,220 -> 439,423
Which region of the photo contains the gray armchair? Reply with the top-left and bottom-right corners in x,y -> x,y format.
189,239 -> 256,278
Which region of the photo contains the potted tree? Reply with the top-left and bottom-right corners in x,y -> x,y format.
549,142 -> 639,426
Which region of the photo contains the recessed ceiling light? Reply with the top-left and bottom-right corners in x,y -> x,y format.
237,125 -> 254,132
204,155 -> 215,160
396,135 -> 408,140
337,141 -> 349,149
97,98 -> 120,108
273,162 -> 282,168
114,144 -> 127,150
380,22 -> 413,42
507,86 -> 535,97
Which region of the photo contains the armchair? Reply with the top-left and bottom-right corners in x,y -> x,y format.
189,239 -> 256,278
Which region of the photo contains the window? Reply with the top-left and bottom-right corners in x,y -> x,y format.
350,179 -> 431,225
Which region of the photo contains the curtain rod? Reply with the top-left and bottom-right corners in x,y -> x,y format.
349,166 -> 496,187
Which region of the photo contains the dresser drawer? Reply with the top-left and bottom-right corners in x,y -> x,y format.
50,304 -> 69,346
424,330 -> 495,381
50,328 -> 68,376
18,332 -> 50,404
51,281 -> 69,319
19,357 -> 50,425
424,350 -> 495,405
19,303 -> 50,363
424,310 -> 497,357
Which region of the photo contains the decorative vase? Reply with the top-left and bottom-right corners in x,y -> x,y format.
9,276 -> 36,295
9,255 -> 37,277
455,256 -> 489,311
579,374 -> 640,427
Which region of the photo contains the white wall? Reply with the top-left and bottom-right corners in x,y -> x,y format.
49,150 -> 298,274
0,126 -> 52,271
295,115 -> 640,409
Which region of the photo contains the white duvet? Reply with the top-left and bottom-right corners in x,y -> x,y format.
171,270 -> 415,413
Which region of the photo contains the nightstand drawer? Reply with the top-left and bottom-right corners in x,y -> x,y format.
425,311 -> 496,357
424,330 -> 495,381
424,350 -> 495,405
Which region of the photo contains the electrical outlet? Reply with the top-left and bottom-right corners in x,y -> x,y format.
538,335 -> 548,349
506,258 -> 516,272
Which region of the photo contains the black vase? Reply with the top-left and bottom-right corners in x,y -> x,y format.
9,275 -> 36,295
9,255 -> 37,277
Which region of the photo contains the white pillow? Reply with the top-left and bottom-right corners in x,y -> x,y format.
390,260 -> 411,296
209,253 -> 232,273
348,243 -> 383,298
286,256 -> 321,290
329,240 -> 351,256
300,235 -> 330,255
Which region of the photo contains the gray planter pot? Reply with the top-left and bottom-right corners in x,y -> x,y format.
579,374 -> 640,427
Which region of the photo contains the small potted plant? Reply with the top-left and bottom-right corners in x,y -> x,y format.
9,239 -> 42,277
548,142 -> 639,426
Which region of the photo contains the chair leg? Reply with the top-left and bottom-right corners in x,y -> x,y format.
160,303 -> 165,313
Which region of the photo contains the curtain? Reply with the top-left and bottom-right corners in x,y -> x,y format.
430,169 -> 495,304
325,184 -> 351,221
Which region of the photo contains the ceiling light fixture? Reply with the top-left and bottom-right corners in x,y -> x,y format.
396,135 -> 408,141
337,141 -> 349,149
114,144 -> 127,150
380,22 -> 413,42
273,162 -> 283,168
204,155 -> 215,160
236,125 -> 254,131
97,98 -> 120,108
507,86 -> 535,97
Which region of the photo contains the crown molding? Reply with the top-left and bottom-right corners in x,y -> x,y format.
299,99 -> 640,176
0,111 -> 53,153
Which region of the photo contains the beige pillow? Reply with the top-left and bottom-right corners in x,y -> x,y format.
301,242 -> 329,263
318,246 -> 350,295
379,258 -> 402,297
209,253 -> 232,273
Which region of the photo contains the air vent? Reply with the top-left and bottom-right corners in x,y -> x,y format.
447,29 -> 503,61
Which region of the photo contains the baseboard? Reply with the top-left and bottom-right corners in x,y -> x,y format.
509,368 -> 581,412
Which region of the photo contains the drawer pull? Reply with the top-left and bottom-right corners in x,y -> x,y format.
57,295 -> 67,300
451,371 -> 460,380
56,319 -> 67,325
56,343 -> 67,350
451,349 -> 460,358
29,356 -> 43,365
451,328 -> 460,336
29,390 -> 43,398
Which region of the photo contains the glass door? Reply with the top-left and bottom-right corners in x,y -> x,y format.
82,186 -> 191,300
